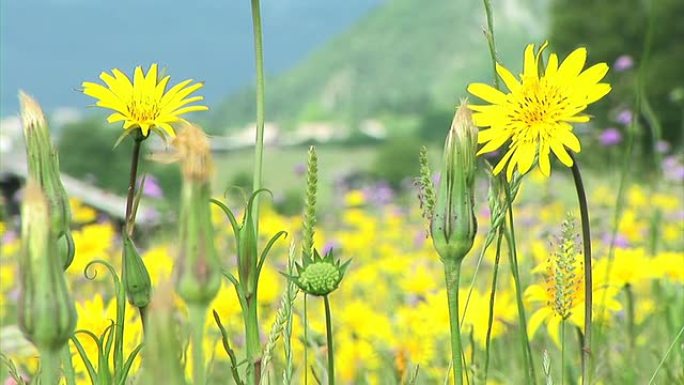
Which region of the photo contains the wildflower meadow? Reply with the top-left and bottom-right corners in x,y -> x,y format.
0,0 -> 682,385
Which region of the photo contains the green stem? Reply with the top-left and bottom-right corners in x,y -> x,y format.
481,0 -> 500,90
569,153 -> 592,385
625,284 -> 637,383
190,305 -> 207,385
560,320 -> 566,385
648,325 -> 684,385
444,260 -> 463,385
250,0 -> 266,231
61,345 -> 76,385
323,295 -> 335,385
244,298 -> 261,385
304,294 -> 309,385
483,228 -> 504,384
38,347 -> 60,385
124,135 -> 143,235
504,184 -> 537,385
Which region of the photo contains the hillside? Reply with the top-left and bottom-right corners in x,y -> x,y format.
212,0 -> 548,134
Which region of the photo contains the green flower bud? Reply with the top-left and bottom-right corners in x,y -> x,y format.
291,249 -> 350,296
19,91 -> 74,270
430,100 -> 478,263
18,182 -> 77,351
173,123 -> 221,306
123,234 -> 152,308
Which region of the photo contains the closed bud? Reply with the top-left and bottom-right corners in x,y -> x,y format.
123,234 -> 152,308
173,123 -> 221,306
19,91 -> 74,270
18,182 -> 77,351
430,100 -> 478,262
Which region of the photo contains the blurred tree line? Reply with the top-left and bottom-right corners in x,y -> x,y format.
551,0 -> 684,148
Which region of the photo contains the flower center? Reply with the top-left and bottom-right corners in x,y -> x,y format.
510,78 -> 569,142
128,97 -> 160,123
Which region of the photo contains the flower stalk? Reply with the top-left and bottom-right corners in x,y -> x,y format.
569,153 -> 593,384
250,0 -> 266,230
323,295 -> 335,385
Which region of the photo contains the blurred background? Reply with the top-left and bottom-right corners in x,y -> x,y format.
1,0 -> 682,216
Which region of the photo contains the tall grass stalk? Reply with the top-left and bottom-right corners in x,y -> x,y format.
647,325 -> 684,385
483,229 -> 504,384
560,321 -> 566,385
250,0 -> 266,230
504,184 -> 537,385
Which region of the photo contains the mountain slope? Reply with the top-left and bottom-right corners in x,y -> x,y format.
213,0 -> 548,133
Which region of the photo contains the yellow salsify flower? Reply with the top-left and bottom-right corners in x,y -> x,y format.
82,63 -> 207,139
468,41 -> 611,180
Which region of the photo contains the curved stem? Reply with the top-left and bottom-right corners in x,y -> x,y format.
504,183 -> 536,385
189,305 -> 207,385
444,260 -> 463,385
250,0 -> 266,232
569,153 -> 592,385
323,295 -> 335,385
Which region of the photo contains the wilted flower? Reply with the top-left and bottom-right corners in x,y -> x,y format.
468,42 -> 611,179
82,64 -> 208,140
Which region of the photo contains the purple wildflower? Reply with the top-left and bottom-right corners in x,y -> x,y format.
142,176 -> 164,198
599,128 -> 622,146
616,109 -> 633,126
614,55 -> 634,72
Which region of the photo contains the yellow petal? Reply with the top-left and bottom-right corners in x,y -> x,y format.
517,142 -> 536,174
477,131 -> 511,154
558,47 -> 587,79
550,141 -> 573,167
522,43 -> 537,79
557,129 -> 581,153
545,53 -> 559,77
577,63 -> 609,86
496,63 -> 521,92
467,83 -> 508,105
538,142 -> 551,177
527,307 -> 552,339
492,148 -> 515,176
585,83 -> 611,104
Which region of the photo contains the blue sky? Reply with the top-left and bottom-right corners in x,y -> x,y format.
0,0 -> 382,116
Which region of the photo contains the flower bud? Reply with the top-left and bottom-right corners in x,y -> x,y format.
18,181 -> 77,351
19,91 -> 74,270
430,100 -> 478,262
123,234 -> 152,308
173,123 -> 221,306
291,249 -> 350,296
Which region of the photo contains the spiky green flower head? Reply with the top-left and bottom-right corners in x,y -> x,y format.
291,249 -> 350,296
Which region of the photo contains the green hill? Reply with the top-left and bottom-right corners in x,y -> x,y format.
212,0 -> 548,135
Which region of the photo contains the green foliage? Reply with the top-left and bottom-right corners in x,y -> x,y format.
212,0 -> 545,133
57,119 -> 181,203
372,137 -> 422,188
550,0 -> 684,145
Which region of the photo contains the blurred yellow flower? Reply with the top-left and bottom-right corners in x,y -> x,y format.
82,63 -> 207,138
69,198 -> 97,224
70,223 -> 116,276
468,42 -> 611,179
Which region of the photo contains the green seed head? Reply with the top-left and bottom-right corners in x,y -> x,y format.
290,248 -> 350,296
299,262 -> 341,296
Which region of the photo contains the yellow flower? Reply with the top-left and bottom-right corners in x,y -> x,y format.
468,42 -> 611,179
69,198 -> 97,224
82,64 -> 207,138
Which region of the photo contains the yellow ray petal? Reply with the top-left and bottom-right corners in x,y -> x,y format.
550,140 -> 573,167
538,142 -> 551,177
496,63 -> 521,92
467,83 -> 508,105
558,47 -> 587,79
522,43 -> 537,79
